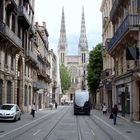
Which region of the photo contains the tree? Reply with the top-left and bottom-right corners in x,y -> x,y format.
87,43 -> 103,94
60,64 -> 71,94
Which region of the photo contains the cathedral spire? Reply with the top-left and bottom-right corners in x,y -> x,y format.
58,7 -> 68,65
58,7 -> 68,51
78,6 -> 88,51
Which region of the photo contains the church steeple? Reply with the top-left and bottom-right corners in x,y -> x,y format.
78,6 -> 88,65
78,6 -> 88,52
58,7 -> 68,65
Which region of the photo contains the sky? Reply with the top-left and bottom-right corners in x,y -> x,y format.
35,0 -> 102,55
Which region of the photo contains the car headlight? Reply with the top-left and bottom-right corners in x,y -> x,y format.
11,112 -> 16,115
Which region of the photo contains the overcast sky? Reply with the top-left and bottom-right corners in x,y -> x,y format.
35,0 -> 102,55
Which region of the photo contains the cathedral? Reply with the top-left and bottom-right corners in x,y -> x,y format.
58,7 -> 89,102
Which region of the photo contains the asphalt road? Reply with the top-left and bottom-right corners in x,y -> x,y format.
0,106 -> 139,140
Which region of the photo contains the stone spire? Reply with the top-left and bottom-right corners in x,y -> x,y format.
58,7 -> 68,51
78,6 -> 88,52
58,7 -> 68,65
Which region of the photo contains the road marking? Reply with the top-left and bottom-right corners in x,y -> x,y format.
0,111 -> 56,138
90,129 -> 95,136
33,129 -> 41,135
93,115 -> 134,140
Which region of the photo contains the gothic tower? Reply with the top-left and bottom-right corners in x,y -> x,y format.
78,6 -> 89,90
58,7 -> 68,66
58,6 -> 89,92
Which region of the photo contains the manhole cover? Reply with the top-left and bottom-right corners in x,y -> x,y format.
126,131 -> 132,133
0,130 -> 5,133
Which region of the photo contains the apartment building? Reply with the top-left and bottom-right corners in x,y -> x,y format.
100,0 -> 114,111
101,0 -> 140,121
0,0 -> 55,113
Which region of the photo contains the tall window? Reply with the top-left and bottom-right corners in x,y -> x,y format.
7,81 -> 12,103
11,55 -> 14,70
24,85 -> 27,106
29,86 -> 31,105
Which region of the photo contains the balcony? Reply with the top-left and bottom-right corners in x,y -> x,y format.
110,0 -> 121,21
0,21 -> 22,50
18,6 -> 32,26
107,15 -> 140,53
26,51 -> 38,65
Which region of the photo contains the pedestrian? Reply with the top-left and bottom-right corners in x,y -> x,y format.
31,103 -> 36,118
102,103 -> 107,115
55,101 -> 57,109
111,104 -> 118,125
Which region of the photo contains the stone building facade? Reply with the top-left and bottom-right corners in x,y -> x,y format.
0,0 -> 56,112
100,0 -> 140,121
58,7 -> 89,102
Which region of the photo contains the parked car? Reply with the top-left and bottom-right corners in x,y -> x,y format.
0,104 -> 21,121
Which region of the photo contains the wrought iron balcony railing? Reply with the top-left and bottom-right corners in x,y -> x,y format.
107,14 -> 140,52
18,6 -> 32,25
26,51 -> 38,64
0,21 -> 22,49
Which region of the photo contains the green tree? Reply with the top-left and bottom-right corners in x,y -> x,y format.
60,64 -> 71,94
87,43 -> 103,94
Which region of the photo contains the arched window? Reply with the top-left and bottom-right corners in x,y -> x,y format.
29,86 -> 31,105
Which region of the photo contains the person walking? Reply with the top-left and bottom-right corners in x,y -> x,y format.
31,103 -> 36,118
55,101 -> 58,109
102,103 -> 107,115
112,104 -> 118,125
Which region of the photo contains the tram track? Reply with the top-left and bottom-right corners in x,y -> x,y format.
3,108 -> 65,140
42,108 -> 69,140
88,115 -> 114,140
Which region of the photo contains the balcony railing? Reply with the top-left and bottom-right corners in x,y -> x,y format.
26,51 -> 38,64
107,15 -> 140,52
0,21 -> 22,49
18,6 -> 32,25
110,0 -> 121,21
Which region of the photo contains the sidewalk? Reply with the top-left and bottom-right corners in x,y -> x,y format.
91,109 -> 140,140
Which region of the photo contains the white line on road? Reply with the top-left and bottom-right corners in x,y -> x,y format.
0,111 -> 56,138
90,129 -> 95,136
33,129 -> 41,136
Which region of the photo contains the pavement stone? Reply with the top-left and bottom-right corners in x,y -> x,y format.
91,109 -> 140,140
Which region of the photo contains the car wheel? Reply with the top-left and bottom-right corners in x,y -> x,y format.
14,115 -> 17,122
18,115 -> 21,120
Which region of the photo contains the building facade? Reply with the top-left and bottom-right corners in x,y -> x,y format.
58,7 -> 89,102
100,0 -> 114,111
0,0 -> 56,112
101,0 -> 140,121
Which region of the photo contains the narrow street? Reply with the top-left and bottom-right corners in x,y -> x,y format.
0,106 -> 139,140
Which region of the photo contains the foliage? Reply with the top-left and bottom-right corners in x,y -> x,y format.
60,64 -> 71,94
87,43 -> 103,94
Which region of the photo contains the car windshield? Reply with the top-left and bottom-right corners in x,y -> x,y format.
0,105 -> 14,110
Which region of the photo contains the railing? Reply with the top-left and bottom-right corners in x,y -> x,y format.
110,0 -> 121,20
27,51 -> 38,63
108,15 -> 140,51
18,6 -> 32,24
0,21 -> 22,49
